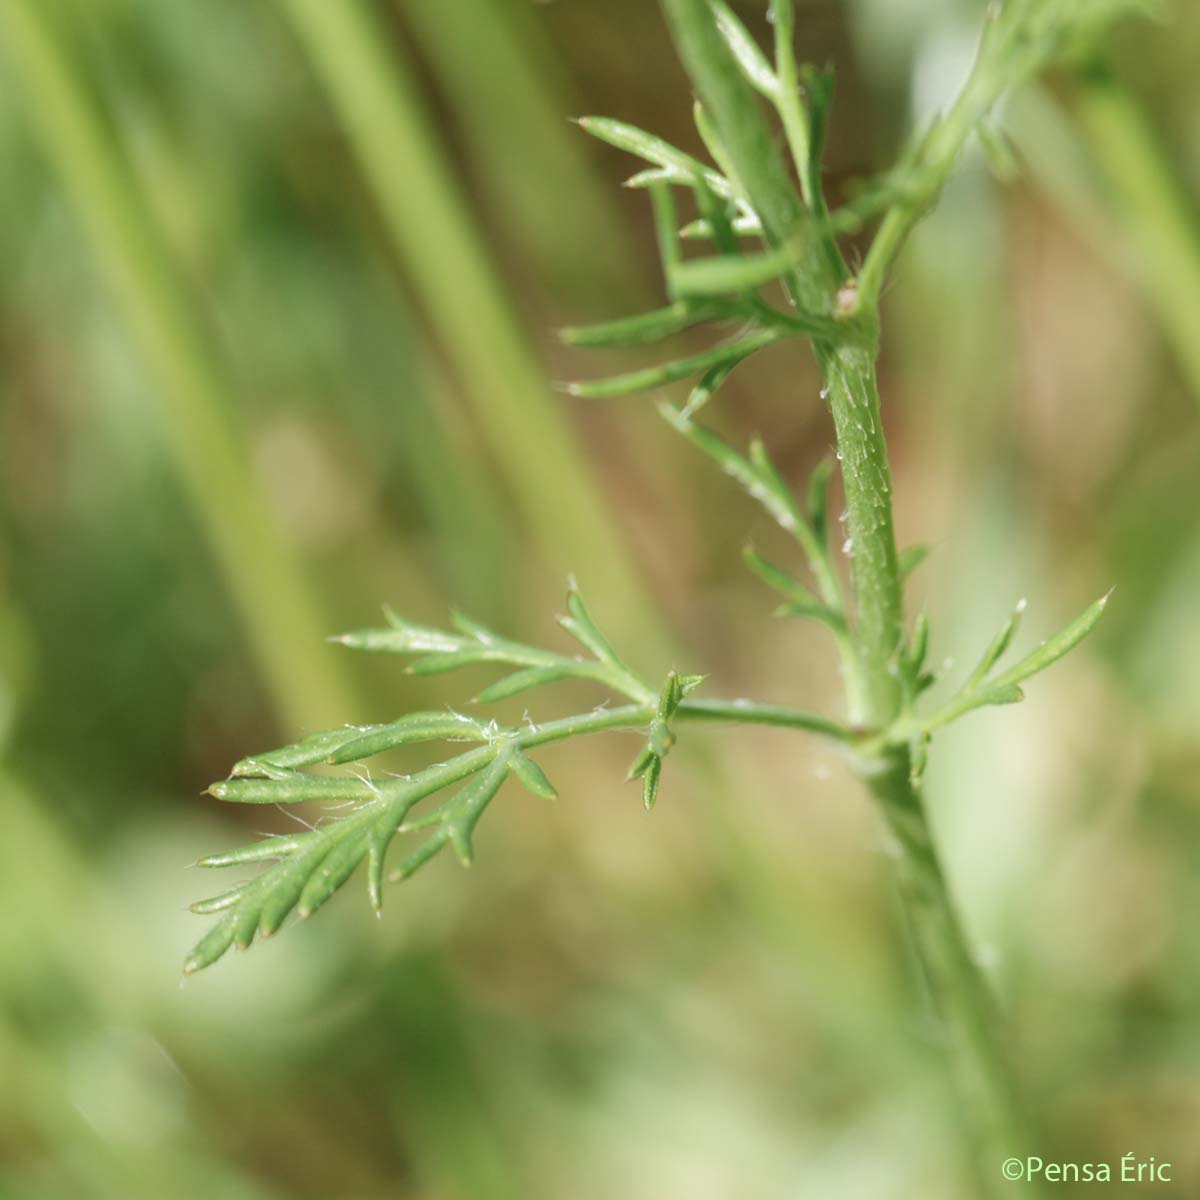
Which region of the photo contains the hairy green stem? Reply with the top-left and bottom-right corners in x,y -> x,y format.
659,0 -> 838,314
659,0 -> 1024,1175
818,343 -> 903,721
869,753 -> 1029,1191
510,697 -> 850,752
507,698 -> 852,756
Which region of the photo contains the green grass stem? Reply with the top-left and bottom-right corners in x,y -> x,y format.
0,0 -> 359,734
275,0 -> 659,635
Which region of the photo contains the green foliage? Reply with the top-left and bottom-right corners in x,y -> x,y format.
627,671 -> 705,810
920,591 -> 1114,734
334,584 -> 655,704
189,0 -> 1129,998
186,590 -> 846,971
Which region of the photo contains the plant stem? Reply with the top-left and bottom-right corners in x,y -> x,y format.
817,342 -> 903,721
244,699 -> 850,811
869,753 -> 1027,1174
659,0 -> 1026,1175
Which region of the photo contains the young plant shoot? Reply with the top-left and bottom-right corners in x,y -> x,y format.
187,0 -> 1133,1177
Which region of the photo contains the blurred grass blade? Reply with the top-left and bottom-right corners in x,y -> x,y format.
1071,63 -> 1200,407
400,0 -> 642,300
276,0 -> 660,635
0,0 -> 360,734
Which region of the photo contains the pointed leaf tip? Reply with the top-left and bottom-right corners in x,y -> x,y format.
627,744 -> 656,782
709,0 -> 779,96
642,757 -> 663,810
512,752 -> 558,800
898,544 -> 930,580
184,917 -> 238,975
989,590 -> 1111,691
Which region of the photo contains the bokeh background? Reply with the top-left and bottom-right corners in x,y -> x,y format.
2,0 -> 1199,1196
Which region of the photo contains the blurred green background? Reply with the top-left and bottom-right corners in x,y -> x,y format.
2,0 -> 1199,1196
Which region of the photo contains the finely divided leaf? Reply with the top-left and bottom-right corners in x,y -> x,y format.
561,301 -> 725,348
474,667 -> 576,704
577,116 -> 733,197
963,599 -> 1025,692
988,591 -> 1111,691
681,358 -> 743,417
923,592 -> 1111,733
679,214 -> 763,240
197,833 -> 312,869
742,545 -> 816,603
511,752 -> 558,800
190,885 -> 252,916
327,712 -> 490,763
441,753 -> 513,867
207,775 -> 384,804
559,586 -> 622,666
565,330 -> 781,398
232,726 -> 375,776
